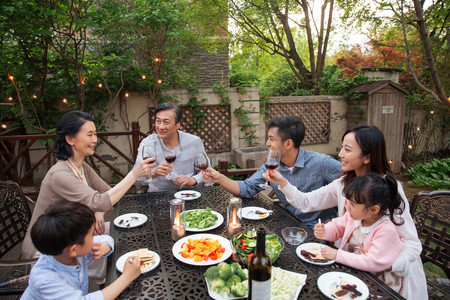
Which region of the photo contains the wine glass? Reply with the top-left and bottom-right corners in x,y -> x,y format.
259,148 -> 281,189
195,152 -> 212,186
163,146 -> 180,180
142,143 -> 156,183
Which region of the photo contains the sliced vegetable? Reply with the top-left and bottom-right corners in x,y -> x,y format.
179,237 -> 225,262
182,207 -> 218,229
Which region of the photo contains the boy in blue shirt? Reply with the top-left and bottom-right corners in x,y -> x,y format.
22,202 -> 141,300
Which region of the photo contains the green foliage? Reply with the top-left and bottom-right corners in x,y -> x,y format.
404,158 -> 450,189
213,163 -> 247,181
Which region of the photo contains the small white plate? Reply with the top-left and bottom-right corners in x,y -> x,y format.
242,206 -> 270,220
184,210 -> 224,232
317,271 -> 369,300
114,213 -> 148,228
115,250 -> 160,273
174,190 -> 201,200
172,233 -> 232,266
296,242 -> 336,265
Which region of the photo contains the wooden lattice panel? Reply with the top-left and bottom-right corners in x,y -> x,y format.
266,102 -> 331,145
149,104 -> 231,153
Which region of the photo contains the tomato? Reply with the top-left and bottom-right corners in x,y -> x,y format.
209,252 -> 218,260
180,252 -> 189,258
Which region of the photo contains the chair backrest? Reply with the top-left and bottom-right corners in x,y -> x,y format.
0,181 -> 32,259
411,190 -> 450,278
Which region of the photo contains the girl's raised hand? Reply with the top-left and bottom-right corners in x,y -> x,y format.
262,170 -> 288,188
314,223 -> 325,239
320,247 -> 338,260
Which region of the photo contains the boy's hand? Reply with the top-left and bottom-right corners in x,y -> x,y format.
92,242 -> 111,260
314,223 -> 325,239
152,162 -> 173,177
262,170 -> 287,188
123,256 -> 141,281
320,247 -> 338,260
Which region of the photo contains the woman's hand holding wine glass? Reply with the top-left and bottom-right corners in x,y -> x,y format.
195,152 -> 212,186
259,148 -> 281,189
142,144 -> 157,183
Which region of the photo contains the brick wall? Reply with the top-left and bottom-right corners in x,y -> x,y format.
190,45 -> 229,88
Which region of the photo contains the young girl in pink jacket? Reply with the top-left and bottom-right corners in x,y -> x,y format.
314,173 -> 412,297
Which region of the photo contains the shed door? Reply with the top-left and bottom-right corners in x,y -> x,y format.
368,92 -> 406,173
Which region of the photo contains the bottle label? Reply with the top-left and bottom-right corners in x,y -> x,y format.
250,279 -> 271,299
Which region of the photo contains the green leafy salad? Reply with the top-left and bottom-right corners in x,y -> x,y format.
231,229 -> 283,264
183,207 -> 218,229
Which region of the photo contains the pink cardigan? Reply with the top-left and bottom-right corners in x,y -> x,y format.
323,212 -> 404,273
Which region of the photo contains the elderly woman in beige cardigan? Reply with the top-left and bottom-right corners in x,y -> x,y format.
23,110 -> 154,259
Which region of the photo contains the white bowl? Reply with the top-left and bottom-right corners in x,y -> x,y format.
281,227 -> 307,245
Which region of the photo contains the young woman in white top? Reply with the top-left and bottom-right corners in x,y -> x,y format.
263,125 -> 427,299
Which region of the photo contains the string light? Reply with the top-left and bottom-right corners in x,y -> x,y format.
154,58 -> 160,62
33,95 -> 37,99
157,79 -> 162,84
417,127 -> 420,131
141,75 -> 146,80
430,110 -> 434,114
125,92 -> 129,98
8,75 -> 14,81
388,160 -> 393,164
7,96 -> 13,101
408,145 -> 413,149
98,83 -> 102,88
1,124 -> 7,129
62,98 -> 68,104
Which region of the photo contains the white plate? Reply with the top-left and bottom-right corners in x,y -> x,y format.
317,271 -> 369,300
174,190 -> 201,200
172,233 -> 232,266
205,277 -> 247,300
296,242 -> 336,265
241,206 -> 270,220
115,250 -> 160,273
184,210 -> 224,232
205,267 -> 307,300
114,213 -> 148,228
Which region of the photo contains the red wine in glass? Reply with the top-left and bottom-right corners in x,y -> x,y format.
165,155 -> 177,164
143,157 -> 156,164
264,163 -> 278,170
196,163 -> 208,171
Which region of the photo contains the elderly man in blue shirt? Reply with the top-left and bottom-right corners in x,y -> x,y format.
205,116 -> 342,227
135,102 -> 208,192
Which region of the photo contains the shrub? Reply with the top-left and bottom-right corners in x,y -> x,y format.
404,158 -> 450,189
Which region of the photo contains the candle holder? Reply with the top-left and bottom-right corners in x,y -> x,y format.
227,197 -> 242,238
170,198 -> 185,241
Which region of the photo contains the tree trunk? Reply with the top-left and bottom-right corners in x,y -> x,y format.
412,0 -> 450,108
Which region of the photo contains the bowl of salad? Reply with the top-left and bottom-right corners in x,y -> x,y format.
230,228 -> 284,266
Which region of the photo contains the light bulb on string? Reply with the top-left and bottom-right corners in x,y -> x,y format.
388,160 -> 393,164
157,79 -> 162,84
98,83 -> 102,88
417,127 -> 420,131
125,92 -> 129,98
141,75 -> 146,80
8,75 -> 14,81
430,110 -> 434,114
7,96 -> 13,101
33,95 -> 37,99
1,124 -> 7,129
62,98 -> 68,104
408,145 -> 413,149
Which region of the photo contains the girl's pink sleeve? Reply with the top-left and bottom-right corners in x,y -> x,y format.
335,222 -> 404,272
322,213 -> 348,242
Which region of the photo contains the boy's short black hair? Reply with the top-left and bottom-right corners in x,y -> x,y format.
267,116 -> 306,148
31,202 -> 96,255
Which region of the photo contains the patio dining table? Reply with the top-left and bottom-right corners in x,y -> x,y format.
105,186 -> 404,299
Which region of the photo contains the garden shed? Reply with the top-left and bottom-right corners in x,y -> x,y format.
348,80 -> 408,173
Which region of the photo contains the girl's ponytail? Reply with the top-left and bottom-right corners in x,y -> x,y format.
384,175 -> 404,225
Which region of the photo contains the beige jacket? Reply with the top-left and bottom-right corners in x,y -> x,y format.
22,160 -> 112,259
